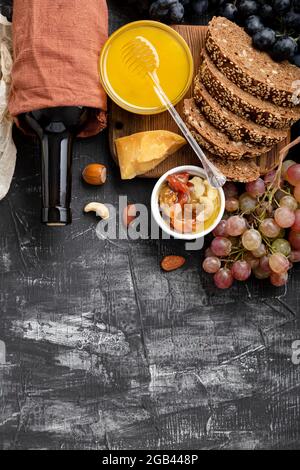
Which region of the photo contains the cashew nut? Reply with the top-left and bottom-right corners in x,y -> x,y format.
84,202 -> 110,220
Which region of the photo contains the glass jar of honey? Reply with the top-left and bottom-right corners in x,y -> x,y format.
99,20 -> 194,115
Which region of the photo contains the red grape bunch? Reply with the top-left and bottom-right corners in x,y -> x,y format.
203,159 -> 300,290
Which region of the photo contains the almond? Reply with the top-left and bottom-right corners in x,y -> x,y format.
161,256 -> 186,272
123,204 -> 137,227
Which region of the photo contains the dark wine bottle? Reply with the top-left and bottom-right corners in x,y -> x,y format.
20,107 -> 90,226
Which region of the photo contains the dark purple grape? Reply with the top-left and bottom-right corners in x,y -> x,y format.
285,10 -> 300,30
221,3 -> 238,20
170,1 -> 185,21
272,36 -> 298,61
149,0 -> 171,19
295,0 -> 300,13
191,0 -> 209,15
273,0 -> 291,14
252,27 -> 276,51
209,0 -> 224,6
149,0 -> 185,23
260,4 -> 273,19
291,53 -> 300,66
237,0 -> 258,18
245,15 -> 264,35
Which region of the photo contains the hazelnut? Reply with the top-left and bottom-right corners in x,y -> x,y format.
82,164 -> 107,186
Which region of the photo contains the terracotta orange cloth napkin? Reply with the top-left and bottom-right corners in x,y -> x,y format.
9,0 -> 108,137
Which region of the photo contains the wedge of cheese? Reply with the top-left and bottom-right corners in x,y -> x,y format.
115,131 -> 186,180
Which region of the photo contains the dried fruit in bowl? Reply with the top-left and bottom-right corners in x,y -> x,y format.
159,172 -> 221,235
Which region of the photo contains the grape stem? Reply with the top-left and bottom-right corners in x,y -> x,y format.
224,248 -> 246,268
262,236 -> 274,253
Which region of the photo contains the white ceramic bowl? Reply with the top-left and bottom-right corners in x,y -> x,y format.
151,165 -> 225,241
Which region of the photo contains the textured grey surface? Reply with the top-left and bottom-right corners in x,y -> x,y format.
0,0 -> 300,450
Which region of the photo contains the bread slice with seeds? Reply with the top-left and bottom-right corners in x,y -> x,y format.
186,124 -> 260,182
194,77 -> 289,146
206,16 -> 300,108
184,98 -> 271,160
198,52 -> 300,129
205,153 -> 260,182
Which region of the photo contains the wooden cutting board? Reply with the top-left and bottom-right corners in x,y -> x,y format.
109,25 -> 290,178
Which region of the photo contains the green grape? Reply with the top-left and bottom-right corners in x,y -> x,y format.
272,239 -> 291,257
280,196 -> 298,211
242,229 -> 262,251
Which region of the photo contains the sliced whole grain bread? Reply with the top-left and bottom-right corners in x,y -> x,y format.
199,52 -> 300,129
194,77 -> 289,146
206,16 -> 300,108
205,152 -> 260,182
184,98 -> 271,160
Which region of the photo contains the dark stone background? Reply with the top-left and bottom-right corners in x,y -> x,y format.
0,0 -> 299,450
